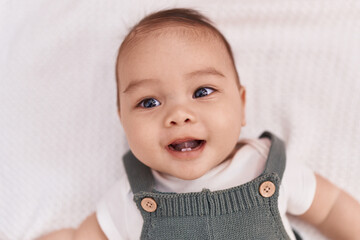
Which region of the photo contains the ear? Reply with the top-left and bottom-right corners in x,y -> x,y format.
239,85 -> 246,126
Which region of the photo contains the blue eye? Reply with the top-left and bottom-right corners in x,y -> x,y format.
138,98 -> 161,108
193,87 -> 215,98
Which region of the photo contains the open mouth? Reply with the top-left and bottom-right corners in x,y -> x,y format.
168,139 -> 205,152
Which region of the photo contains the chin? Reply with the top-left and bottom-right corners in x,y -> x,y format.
174,169 -> 208,181
178,175 -> 199,181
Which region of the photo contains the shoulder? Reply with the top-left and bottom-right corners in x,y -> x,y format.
239,134 -> 316,216
282,158 -> 317,215
96,172 -> 143,239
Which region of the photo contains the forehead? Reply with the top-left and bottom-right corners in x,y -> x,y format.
117,26 -> 233,86
120,24 -> 223,56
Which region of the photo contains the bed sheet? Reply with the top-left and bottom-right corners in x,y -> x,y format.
1,0 -> 359,239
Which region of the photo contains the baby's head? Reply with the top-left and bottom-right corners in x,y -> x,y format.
116,8 -> 246,180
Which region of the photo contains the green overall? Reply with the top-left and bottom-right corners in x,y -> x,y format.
123,131 -> 301,240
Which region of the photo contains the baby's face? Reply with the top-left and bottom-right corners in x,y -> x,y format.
118,28 -> 246,180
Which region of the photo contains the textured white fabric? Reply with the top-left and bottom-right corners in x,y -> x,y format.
96,138 -> 316,240
1,1 -> 360,239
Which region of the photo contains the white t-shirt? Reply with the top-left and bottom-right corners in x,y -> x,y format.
96,138 -> 316,240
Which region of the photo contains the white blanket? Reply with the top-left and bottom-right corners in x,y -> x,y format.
1,1 -> 359,239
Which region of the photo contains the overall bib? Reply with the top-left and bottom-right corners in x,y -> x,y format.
123,132 -> 302,240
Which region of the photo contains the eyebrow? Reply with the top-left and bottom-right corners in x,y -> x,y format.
185,67 -> 225,79
122,67 -> 225,94
122,78 -> 160,93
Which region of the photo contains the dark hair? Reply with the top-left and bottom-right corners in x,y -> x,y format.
116,8 -> 240,111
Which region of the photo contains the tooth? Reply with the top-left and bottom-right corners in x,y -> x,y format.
181,148 -> 192,152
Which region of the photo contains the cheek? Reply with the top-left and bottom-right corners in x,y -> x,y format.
122,116 -> 144,144
122,115 -> 159,155
207,99 -> 243,140
212,98 -> 242,125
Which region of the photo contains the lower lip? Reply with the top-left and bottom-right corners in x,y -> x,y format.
166,141 -> 206,160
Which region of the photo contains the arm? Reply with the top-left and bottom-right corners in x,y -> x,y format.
299,173 -> 360,240
37,213 -> 107,240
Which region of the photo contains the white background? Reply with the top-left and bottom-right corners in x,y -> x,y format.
1,1 -> 359,239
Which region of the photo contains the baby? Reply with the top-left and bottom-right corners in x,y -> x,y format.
40,8 -> 360,240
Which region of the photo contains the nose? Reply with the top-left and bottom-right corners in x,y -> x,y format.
164,105 -> 197,127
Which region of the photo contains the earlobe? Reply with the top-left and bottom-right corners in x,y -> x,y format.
239,85 -> 246,126
239,85 -> 246,104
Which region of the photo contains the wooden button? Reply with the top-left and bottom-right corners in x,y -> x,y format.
259,181 -> 276,198
141,198 -> 157,212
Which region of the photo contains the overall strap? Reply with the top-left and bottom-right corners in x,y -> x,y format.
260,131 -> 286,181
123,151 -> 154,194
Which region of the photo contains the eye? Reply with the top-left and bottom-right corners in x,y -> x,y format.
138,98 -> 161,108
193,87 -> 215,98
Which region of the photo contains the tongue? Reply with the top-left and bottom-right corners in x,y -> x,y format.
172,140 -> 200,151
